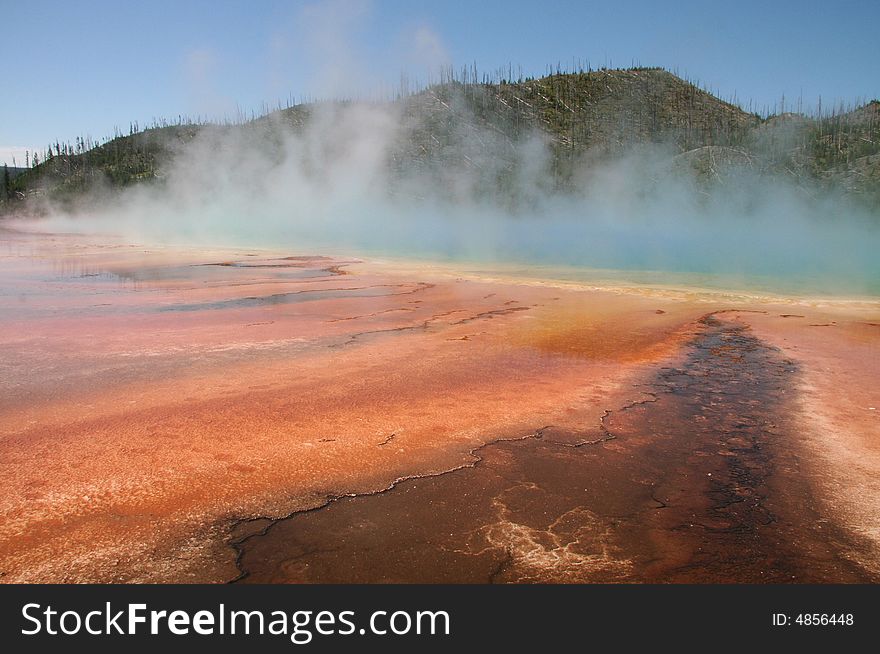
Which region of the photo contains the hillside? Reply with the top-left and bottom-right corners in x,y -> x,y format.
3,68 -> 879,213
400,68 -> 755,153
389,68 -> 759,197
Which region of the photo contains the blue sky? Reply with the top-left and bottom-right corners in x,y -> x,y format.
2,0 -> 878,166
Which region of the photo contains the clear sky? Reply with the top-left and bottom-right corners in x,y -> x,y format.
2,0 -> 878,166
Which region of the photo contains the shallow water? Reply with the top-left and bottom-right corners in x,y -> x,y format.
100,211 -> 880,298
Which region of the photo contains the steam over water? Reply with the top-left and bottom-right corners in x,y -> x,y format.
30,100 -> 880,297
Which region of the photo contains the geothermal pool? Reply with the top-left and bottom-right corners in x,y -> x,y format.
1,226 -> 878,583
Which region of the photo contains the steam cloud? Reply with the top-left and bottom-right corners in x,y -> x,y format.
32,93 -> 879,297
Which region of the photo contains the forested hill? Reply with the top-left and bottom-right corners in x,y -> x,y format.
3,67 -> 879,213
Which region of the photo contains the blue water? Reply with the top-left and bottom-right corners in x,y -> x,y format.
201,215 -> 880,298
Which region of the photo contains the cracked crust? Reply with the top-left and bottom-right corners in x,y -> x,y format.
1,230 -> 877,583
232,314 -> 877,583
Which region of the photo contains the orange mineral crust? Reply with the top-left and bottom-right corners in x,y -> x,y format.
0,230 -> 699,582
1,228 -> 878,583
733,308 -> 880,573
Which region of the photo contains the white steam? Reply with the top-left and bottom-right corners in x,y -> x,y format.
34,96 -> 879,297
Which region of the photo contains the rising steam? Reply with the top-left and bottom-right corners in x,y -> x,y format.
29,91 -> 879,297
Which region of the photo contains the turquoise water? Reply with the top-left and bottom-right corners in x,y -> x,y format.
29,201 -> 880,297
204,218 -> 880,299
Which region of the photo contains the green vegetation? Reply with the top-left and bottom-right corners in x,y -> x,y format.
3,68 -> 879,214
4,124 -> 203,209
